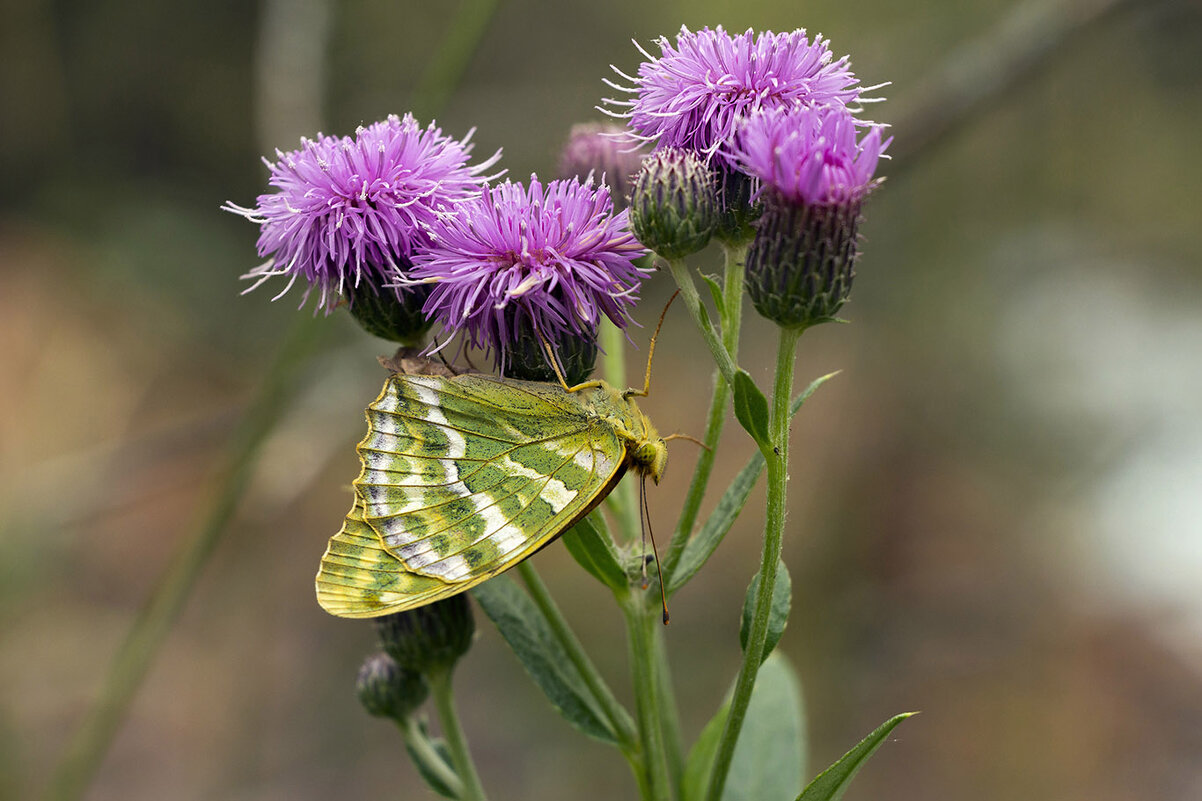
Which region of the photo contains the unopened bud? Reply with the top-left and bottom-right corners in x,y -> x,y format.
356,651 -> 428,721
629,148 -> 717,259
376,594 -> 475,676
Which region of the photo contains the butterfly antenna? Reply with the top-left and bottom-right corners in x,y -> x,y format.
627,290 -> 680,399
641,474 -> 670,625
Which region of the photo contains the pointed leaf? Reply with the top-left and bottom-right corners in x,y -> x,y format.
668,370 -> 839,596
404,719 -> 461,799
732,370 -> 770,449
725,654 -> 806,801
701,272 -> 726,318
669,453 -> 765,595
562,514 -> 626,592
796,713 -> 916,801
683,700 -> 730,801
739,559 -> 792,665
472,577 -> 617,743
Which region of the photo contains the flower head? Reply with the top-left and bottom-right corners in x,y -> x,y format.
607,26 -> 862,169
734,104 -> 889,206
223,114 -> 501,311
557,122 -> 647,208
411,175 -> 648,372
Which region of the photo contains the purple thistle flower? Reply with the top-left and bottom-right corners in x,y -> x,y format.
605,25 -> 864,169
223,114 -> 501,311
557,121 -> 648,208
734,104 -> 890,206
410,175 -> 649,369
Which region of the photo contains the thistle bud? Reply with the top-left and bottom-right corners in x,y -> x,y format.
629,148 -> 717,259
505,317 -> 598,386
375,594 -> 475,676
713,166 -> 761,247
557,122 -> 646,209
733,106 -> 890,329
745,198 -> 861,327
356,651 -> 428,721
346,282 -> 433,345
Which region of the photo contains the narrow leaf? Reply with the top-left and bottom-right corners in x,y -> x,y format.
472,577 -> 617,743
701,272 -> 726,318
562,514 -> 626,592
732,370 -> 770,449
790,371 -> 840,416
668,370 -> 839,595
796,713 -> 916,801
668,454 -> 764,595
404,719 -> 461,799
725,654 -> 806,801
683,700 -> 730,801
738,559 -> 792,666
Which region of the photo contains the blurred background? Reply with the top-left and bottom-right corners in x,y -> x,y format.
2,0 -> 1201,799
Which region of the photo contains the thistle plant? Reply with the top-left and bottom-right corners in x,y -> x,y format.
224,22 -> 910,801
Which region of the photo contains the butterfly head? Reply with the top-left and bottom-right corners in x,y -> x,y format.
630,432 -> 668,484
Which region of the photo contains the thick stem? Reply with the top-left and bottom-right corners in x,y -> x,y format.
428,668 -> 489,801
653,625 -> 684,793
624,597 -> 673,801
516,562 -> 639,752
663,243 -> 747,584
704,325 -> 802,801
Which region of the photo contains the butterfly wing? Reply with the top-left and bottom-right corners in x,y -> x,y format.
315,373 -> 627,618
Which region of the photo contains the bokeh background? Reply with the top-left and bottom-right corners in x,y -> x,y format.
3,0 -> 1201,799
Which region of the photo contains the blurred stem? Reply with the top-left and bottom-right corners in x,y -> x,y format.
409,0 -> 500,120
399,716 -> 465,798
653,626 -> 684,793
427,668 -> 489,801
516,562 -> 639,754
600,317 -> 641,541
704,324 -> 802,801
622,596 -> 673,801
663,243 -> 747,586
664,258 -> 738,386
43,316 -> 327,801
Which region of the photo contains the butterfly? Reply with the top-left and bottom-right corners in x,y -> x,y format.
315,354 -> 668,620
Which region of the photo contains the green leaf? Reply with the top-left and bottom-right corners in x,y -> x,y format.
725,654 -> 806,801
701,272 -> 726,318
790,371 -> 840,416
667,370 -> 839,596
738,559 -> 792,666
682,700 -> 730,801
669,454 -> 764,595
562,514 -> 626,592
796,713 -> 916,801
732,370 -> 770,449
403,718 -> 461,799
471,577 -> 617,743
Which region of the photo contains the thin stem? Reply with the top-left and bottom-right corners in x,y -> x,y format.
704,325 -> 802,801
43,317 -> 326,801
664,258 -> 738,386
409,0 -> 501,120
600,316 -> 641,540
516,562 -> 640,752
663,243 -> 747,585
399,716 -> 465,799
428,668 -> 489,801
653,625 -> 684,794
623,596 -> 673,801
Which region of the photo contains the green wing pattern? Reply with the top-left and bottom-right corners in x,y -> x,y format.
315,373 -> 628,618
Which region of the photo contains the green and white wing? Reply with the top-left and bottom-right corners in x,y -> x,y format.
316,374 -> 626,618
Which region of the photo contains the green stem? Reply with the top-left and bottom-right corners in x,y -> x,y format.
43,317 -> 326,801
409,0 -> 500,120
653,625 -> 684,794
704,325 -> 802,801
516,562 -> 640,752
600,316 -> 641,541
663,243 -> 747,585
623,597 -> 673,801
428,668 -> 489,801
399,716 -> 465,799
664,259 -> 738,386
